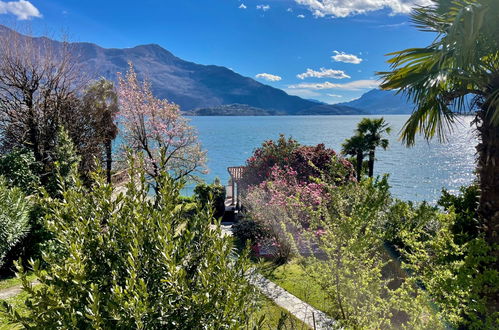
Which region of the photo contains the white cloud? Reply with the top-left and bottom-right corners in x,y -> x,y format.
294,0 -> 433,18
284,88 -> 322,98
287,7 -> 293,12
327,94 -> 343,98
0,0 -> 41,20
256,73 -> 282,82
256,4 -> 270,11
239,3 -> 247,9
288,79 -> 379,90
297,68 -> 350,80
297,14 -> 305,18
332,51 -> 363,64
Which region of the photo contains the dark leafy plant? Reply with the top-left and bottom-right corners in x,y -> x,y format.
232,219 -> 268,244
194,180 -> 226,219
438,184 -> 480,245
0,177 -> 31,269
0,148 -> 41,195
2,158 -> 255,329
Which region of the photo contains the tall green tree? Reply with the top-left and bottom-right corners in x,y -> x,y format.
341,134 -> 368,181
379,0 -> 499,316
356,118 -> 391,178
82,79 -> 119,183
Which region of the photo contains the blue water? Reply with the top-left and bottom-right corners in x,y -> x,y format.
187,115 -> 477,203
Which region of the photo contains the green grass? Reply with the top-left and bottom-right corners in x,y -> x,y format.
258,260 -> 332,316
0,290 -> 28,329
0,274 -> 36,291
248,293 -> 311,330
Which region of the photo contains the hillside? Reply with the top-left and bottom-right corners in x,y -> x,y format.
0,25 -> 365,116
339,89 -> 415,114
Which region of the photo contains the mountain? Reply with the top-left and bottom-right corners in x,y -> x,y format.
339,89 -> 415,114
0,25 -> 365,116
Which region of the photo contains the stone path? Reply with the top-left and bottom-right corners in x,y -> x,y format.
221,223 -> 339,329
249,272 -> 339,329
0,285 -> 23,300
0,281 -> 38,300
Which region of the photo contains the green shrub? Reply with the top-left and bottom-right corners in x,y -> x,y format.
438,184 -> 480,245
232,219 -> 268,244
0,178 -> 31,269
194,180 -> 226,219
2,161 -> 255,329
0,148 -> 41,195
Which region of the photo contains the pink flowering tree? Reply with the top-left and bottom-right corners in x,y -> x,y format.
117,63 -> 206,189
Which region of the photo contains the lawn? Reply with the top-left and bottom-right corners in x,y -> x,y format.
0,290 -> 28,329
249,294 -> 311,329
0,274 -> 36,291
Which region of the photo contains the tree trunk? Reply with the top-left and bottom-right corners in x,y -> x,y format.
356,151 -> 363,181
105,140 -> 112,184
476,108 -> 499,314
368,149 -> 375,177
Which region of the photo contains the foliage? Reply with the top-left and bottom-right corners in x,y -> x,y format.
356,117 -> 391,177
81,78 -> 119,183
380,0 -> 499,318
300,178 -> 441,329
397,214 -> 499,328
341,134 -> 368,181
117,63 -> 206,189
1,159 -> 255,329
0,178 -> 31,269
438,184 -> 480,245
45,127 -> 80,197
0,148 -> 41,195
193,180 -> 226,219
342,117 -> 391,179
232,219 -> 268,244
242,134 -> 355,189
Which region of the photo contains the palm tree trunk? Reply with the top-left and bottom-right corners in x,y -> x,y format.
368,149 -> 375,177
105,140 -> 112,184
356,151 -> 363,181
476,108 -> 499,313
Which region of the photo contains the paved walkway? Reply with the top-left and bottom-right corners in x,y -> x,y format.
249,272 -> 339,329
221,223 -> 339,329
0,281 -> 38,300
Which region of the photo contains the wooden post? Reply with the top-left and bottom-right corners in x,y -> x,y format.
231,178 -> 235,206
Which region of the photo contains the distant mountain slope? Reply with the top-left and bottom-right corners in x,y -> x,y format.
339,89 -> 415,114
0,25 -> 365,116
185,104 -> 277,116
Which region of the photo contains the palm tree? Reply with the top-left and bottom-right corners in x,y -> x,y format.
356,118 -> 391,177
379,0 -> 499,316
83,79 -> 119,183
342,134 -> 368,181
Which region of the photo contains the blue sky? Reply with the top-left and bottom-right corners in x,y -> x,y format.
0,0 -> 436,104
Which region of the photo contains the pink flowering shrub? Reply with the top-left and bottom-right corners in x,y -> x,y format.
241,134 -> 355,189
243,164 -> 329,262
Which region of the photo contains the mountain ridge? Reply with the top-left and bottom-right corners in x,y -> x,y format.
0,24 -> 366,116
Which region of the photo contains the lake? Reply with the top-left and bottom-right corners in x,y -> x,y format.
188,115 -> 477,203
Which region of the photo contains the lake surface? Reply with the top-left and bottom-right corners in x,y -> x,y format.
188,115 -> 477,203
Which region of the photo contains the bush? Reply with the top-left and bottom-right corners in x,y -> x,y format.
241,134 -> 355,189
2,161 -> 255,329
0,148 -> 41,195
0,178 -> 31,269
194,180 -> 226,219
232,219 -> 267,244
438,184 -> 480,245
